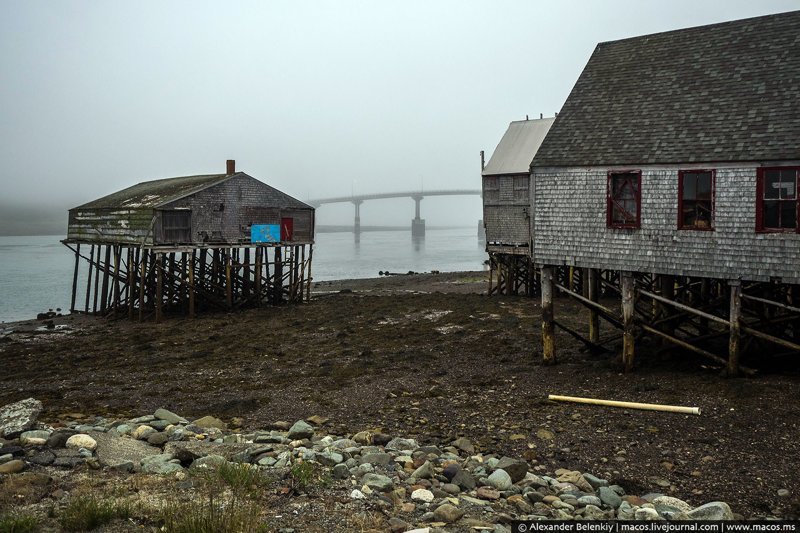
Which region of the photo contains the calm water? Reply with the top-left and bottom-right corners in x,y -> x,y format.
0,228 -> 487,323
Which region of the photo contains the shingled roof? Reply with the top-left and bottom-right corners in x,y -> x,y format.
482,118 -> 555,176
532,10 -> 800,167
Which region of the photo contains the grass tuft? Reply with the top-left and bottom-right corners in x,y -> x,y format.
0,513 -> 39,533
59,494 -> 131,531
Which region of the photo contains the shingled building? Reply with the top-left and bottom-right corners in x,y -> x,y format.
64,161 -> 314,320
530,11 -> 800,373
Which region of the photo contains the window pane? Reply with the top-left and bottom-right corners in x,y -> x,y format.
610,173 -> 639,226
682,200 -> 697,227
695,173 -> 712,200
765,171 -> 781,199
763,201 -> 780,228
779,170 -> 796,199
780,201 -> 797,229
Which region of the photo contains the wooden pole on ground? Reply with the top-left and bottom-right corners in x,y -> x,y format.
728,280 -> 742,377
70,243 -> 80,313
541,265 -> 555,365
548,394 -> 701,415
621,271 -> 635,372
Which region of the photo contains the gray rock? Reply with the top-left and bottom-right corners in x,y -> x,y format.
387,517 -> 410,533
52,456 -> 83,468
112,424 -> 132,436
635,507 -> 662,521
27,450 -> 56,466
0,454 -> 12,465
130,415 -> 156,424
577,495 -> 603,507
778,489 -> 790,498
287,420 -> 314,440
583,473 -> 609,490
360,452 -> 393,466
433,503 -> 464,523
451,437 -> 475,455
332,463 -> 350,479
108,460 -> 135,473
147,432 -> 169,446
66,434 -> 97,451
257,456 -> 277,467
582,504 -> 608,520
452,469 -> 476,490
148,420 -> 172,431
20,430 -> 51,445
617,501 -> 636,520
443,483 -> 460,494
362,473 -> 394,492
385,437 -> 418,451
192,416 -> 227,431
191,454 -> 227,470
495,457 -> 528,483
599,486 -> 622,509
154,408 -> 188,425
47,430 -> 77,448
652,496 -> 692,512
317,451 -> 344,466
486,468 -> 513,491
687,502 -> 733,520
411,460 -> 435,480
132,425 -> 157,441
0,398 -> 42,438
141,454 -> 183,475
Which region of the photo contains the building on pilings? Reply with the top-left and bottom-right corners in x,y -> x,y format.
481,117 -> 554,296
530,11 -> 800,374
63,160 -> 315,321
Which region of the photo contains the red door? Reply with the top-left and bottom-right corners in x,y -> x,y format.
281,217 -> 294,241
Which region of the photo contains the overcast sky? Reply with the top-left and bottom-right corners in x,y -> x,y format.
1,0 -> 797,227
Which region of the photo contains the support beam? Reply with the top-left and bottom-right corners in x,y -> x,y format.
70,243 -> 80,313
621,271 -> 635,372
587,268 -> 600,342
411,195 -> 425,238
727,281 -> 742,376
541,265 -> 555,365
188,250 -> 195,318
155,252 -> 163,323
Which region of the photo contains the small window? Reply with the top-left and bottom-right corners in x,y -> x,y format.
607,171 -> 641,229
483,176 -> 499,202
679,170 -> 715,230
161,210 -> 192,243
757,167 -> 799,232
513,176 -> 529,200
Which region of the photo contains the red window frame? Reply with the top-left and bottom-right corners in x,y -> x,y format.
607,171 -> 641,229
678,169 -> 715,231
756,166 -> 800,233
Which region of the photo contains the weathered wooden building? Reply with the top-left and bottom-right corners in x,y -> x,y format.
63,160 -> 315,320
482,117 -> 554,295
530,11 -> 800,373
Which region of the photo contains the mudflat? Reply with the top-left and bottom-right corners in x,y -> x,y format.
1,270 -> 798,519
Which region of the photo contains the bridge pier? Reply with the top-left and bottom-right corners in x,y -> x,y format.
412,195 -> 425,238
353,200 -> 362,242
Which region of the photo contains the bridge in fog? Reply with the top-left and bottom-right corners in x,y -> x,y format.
308,189 -> 482,238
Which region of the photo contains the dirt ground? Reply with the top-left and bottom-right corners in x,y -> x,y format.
1,270 -> 799,519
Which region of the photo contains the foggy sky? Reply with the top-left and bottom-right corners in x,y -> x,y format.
1,0 -> 797,230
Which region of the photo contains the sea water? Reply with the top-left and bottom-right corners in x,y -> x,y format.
0,228 -> 487,323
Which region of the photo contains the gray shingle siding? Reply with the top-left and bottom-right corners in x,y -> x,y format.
532,164 -> 800,283
483,175 -> 530,246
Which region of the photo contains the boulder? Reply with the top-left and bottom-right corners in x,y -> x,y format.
0,398 -> 42,438
92,431 -> 160,468
287,420 -> 314,440
687,502 -> 734,520
192,416 -> 227,431
495,457 -> 528,483
65,434 -> 98,451
486,468 -> 513,491
361,473 -> 394,492
154,408 -> 187,425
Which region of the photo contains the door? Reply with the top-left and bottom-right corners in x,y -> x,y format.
281,217 -> 294,241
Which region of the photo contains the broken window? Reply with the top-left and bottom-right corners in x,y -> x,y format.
607,171 -> 641,229
758,167 -> 799,232
679,170 -> 714,230
161,210 -> 192,243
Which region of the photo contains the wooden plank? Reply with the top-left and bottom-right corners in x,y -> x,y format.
742,293 -> 800,315
638,287 -> 730,326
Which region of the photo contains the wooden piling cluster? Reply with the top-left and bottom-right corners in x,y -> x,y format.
488,253 -> 538,296
63,242 -> 312,322
539,267 -> 800,374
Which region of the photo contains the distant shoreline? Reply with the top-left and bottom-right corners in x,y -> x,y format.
0,225 -> 476,237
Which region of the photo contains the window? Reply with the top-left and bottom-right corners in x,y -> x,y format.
161,210 -> 192,243
607,171 -> 641,228
679,170 -> 715,230
757,167 -> 799,232
483,176 -> 499,202
513,176 -> 529,201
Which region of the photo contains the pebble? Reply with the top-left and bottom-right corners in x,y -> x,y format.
433,503 -> 464,524
486,468 -> 512,490
411,488 -> 434,503
65,434 -> 97,451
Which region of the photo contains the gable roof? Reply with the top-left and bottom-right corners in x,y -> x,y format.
482,118 -> 555,176
532,10 -> 800,167
72,172 -> 314,211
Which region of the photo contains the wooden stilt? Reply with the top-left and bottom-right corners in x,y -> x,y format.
541,265 -> 555,365
155,253 -> 163,323
139,249 -> 147,321
112,245 -> 121,315
621,271 -> 635,372
226,249 -> 232,309
127,247 -> 135,320
188,250 -> 195,318
85,245 -> 94,313
254,246 -> 262,305
274,246 -> 283,304
99,245 -> 111,314
728,280 -> 742,377
70,243 -> 80,312
306,245 -> 313,302
92,245 -> 101,314
588,268 -> 600,343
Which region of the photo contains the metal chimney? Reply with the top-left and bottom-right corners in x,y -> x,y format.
226,160 -> 235,174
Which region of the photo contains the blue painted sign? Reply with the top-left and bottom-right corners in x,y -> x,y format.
251,224 -> 280,243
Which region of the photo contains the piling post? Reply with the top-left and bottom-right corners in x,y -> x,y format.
541,265 -> 556,365
588,268 -> 600,343
138,250 -> 147,321
621,271 -> 635,372
225,249 -> 233,309
100,245 -> 111,314
728,280 -> 742,377
70,243 -> 80,313
155,252 -> 163,323
85,245 -> 94,313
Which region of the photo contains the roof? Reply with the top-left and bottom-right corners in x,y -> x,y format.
74,173 -> 232,209
532,10 -> 800,167
482,118 -> 555,175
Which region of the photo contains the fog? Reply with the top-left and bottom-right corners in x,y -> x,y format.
1,0 -> 796,234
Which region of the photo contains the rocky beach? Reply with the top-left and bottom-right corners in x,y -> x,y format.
0,271 -> 798,531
